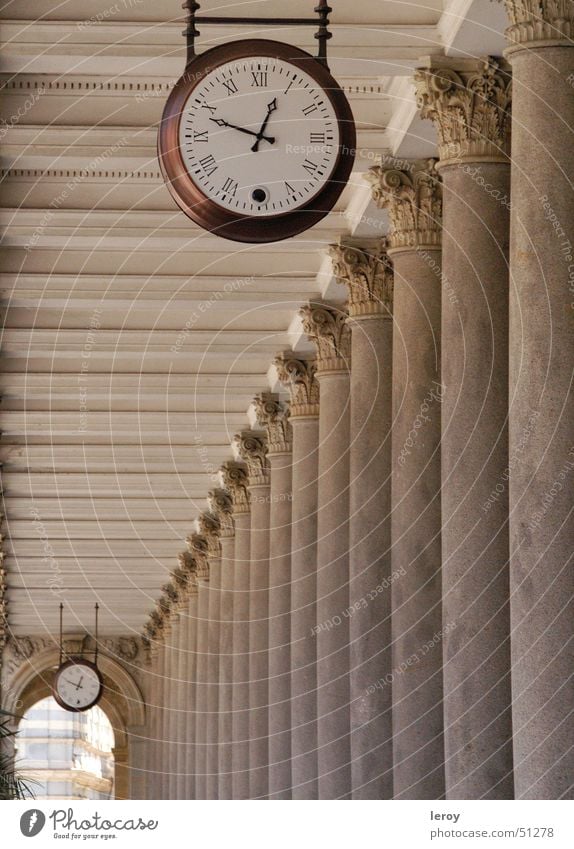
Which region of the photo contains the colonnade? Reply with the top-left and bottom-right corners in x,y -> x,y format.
137,5 -> 573,801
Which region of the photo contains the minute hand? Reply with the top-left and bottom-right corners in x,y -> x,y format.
209,118 -> 274,144
252,98 -> 278,153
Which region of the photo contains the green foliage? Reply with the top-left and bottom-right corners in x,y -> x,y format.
0,707 -> 36,800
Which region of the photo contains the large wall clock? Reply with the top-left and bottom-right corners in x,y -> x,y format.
158,39 -> 356,243
53,658 -> 104,713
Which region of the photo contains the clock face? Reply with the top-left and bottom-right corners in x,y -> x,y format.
158,40 -> 356,243
178,56 -> 340,217
54,660 -> 103,712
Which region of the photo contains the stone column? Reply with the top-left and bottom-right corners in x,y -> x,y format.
183,562 -> 199,800
330,239 -> 394,799
198,511 -> 222,800
209,487 -> 235,800
189,533 -> 210,800
415,57 -> 514,800
300,302 -> 352,800
155,592 -> 172,799
367,160 -> 445,799
253,393 -> 294,799
173,556 -> 195,799
501,0 -> 574,800
142,615 -> 163,800
161,589 -> 179,800
235,429 -> 271,799
220,461 -> 251,800
275,353 -> 320,800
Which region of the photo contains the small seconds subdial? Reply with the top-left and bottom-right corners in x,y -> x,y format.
178,57 -> 341,217
53,659 -> 103,712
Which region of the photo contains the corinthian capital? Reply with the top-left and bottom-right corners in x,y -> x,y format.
234,431 -> 270,487
208,488 -> 234,538
329,239 -> 393,318
414,58 -> 512,165
253,393 -> 293,454
365,159 -> 442,252
187,532 -> 210,580
502,0 -> 573,47
219,461 -> 250,514
300,302 -> 351,373
197,511 -> 221,560
274,353 -> 320,419
177,550 -> 198,595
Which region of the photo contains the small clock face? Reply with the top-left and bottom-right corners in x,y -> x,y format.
54,660 -> 103,712
158,40 -> 356,243
178,56 -> 340,217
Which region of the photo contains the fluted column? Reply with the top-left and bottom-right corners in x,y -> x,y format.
254,393 -> 294,799
142,614 -> 164,799
221,461 -> 251,799
414,58 -> 514,800
183,562 -> 199,800
330,240 -> 394,799
189,532 -> 210,799
171,565 -> 191,800
235,429 -> 271,798
367,160 -> 444,799
210,487 -> 235,800
198,511 -> 222,799
501,0 -> 574,800
275,353 -> 320,799
301,302 -> 352,799
155,592 -> 173,799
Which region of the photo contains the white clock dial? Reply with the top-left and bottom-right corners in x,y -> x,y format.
178,56 -> 341,217
55,662 -> 102,710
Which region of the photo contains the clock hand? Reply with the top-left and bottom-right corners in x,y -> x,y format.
209,117 -> 274,145
251,98 -> 278,153
64,677 -> 84,690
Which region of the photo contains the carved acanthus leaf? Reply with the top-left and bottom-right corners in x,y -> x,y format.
219,461 -> 250,514
300,302 -> 351,373
365,159 -> 442,251
502,0 -> 574,46
414,58 -> 512,164
234,431 -> 270,487
187,532 -> 210,580
274,353 -> 320,418
329,241 -> 393,318
197,511 -> 222,560
253,393 -> 293,454
208,488 -> 235,538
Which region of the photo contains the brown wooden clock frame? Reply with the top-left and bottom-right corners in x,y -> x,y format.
157,39 -> 356,244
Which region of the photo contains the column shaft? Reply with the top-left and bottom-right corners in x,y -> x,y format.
206,555 -> 221,799
231,511 -> 252,799
505,33 -> 574,799
217,534 -> 235,799
267,451 -> 293,799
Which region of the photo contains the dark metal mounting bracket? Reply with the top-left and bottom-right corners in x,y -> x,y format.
182,1 -> 333,69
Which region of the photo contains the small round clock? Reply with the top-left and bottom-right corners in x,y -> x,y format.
53,658 -> 103,713
158,39 -> 356,243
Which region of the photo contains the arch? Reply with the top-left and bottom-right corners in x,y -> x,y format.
2,645 -> 146,800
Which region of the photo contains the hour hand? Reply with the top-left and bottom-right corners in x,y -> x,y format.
209,117 -> 275,145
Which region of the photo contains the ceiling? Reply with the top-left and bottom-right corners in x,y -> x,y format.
0,0 -> 507,636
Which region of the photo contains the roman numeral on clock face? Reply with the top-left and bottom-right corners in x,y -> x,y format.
221,177 -> 239,197
251,71 -> 268,87
222,78 -> 239,96
302,159 -> 318,175
193,130 -> 208,143
310,132 -> 326,144
199,154 -> 218,177
302,103 -> 319,116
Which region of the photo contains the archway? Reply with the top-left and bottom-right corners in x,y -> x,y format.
17,696 -> 115,800
2,642 -> 147,800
